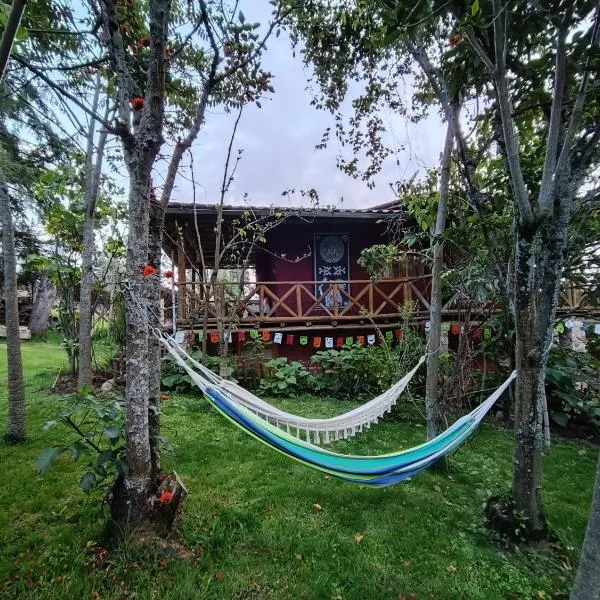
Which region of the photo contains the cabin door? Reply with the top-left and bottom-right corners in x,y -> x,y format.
314,233 -> 350,309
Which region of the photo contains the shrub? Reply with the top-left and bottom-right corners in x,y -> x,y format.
258,357 -> 318,397
38,389 -> 127,495
311,340 -> 423,400
546,348 -> 600,429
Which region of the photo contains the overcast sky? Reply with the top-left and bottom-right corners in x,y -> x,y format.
163,3 -> 445,210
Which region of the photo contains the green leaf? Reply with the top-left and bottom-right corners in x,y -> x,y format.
116,458 -> 129,477
79,471 -> 96,494
161,374 -> 181,387
472,0 -> 480,16
550,412 -> 570,428
103,426 -> 122,442
37,447 -> 64,474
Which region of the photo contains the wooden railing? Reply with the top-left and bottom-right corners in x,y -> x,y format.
176,276 -> 433,325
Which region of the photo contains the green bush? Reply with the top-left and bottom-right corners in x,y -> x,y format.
311,338 -> 425,400
546,348 -> 600,429
311,344 -> 390,399
258,357 -> 319,397
38,389 -> 127,495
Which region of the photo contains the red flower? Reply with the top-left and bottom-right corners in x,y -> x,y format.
143,264 -> 158,277
163,270 -> 173,279
131,96 -> 144,111
159,490 -> 174,504
449,34 -> 461,48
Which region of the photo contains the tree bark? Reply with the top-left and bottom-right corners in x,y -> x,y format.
0,0 -> 27,84
425,119 -> 454,440
571,449 -> 600,600
120,166 -> 154,525
512,229 -> 547,537
0,167 -> 26,443
28,273 -> 55,337
78,77 -> 106,389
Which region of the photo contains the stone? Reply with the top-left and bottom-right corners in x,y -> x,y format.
101,379 -> 115,393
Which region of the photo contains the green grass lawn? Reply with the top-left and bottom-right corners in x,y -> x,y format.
0,339 -> 597,599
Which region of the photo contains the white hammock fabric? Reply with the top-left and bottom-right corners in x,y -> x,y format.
166,337 -> 426,445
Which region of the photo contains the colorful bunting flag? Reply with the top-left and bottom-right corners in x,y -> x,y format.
336,337 -> 344,348
472,328 -> 482,341
250,329 -> 259,339
237,330 -> 246,342
313,337 -> 322,348
385,331 -> 394,341
441,322 -> 451,332
357,335 -> 365,346
483,327 -> 492,340
300,336 -> 308,346
273,332 -> 283,344
451,323 -> 461,335
424,321 -> 431,333
345,336 -> 354,346
286,334 -> 295,345
325,337 -> 334,348
367,334 -> 376,345
210,332 -> 219,343
395,329 -> 403,340
595,323 -> 600,335
555,322 -> 565,334
197,331 -> 204,341
262,330 -> 271,342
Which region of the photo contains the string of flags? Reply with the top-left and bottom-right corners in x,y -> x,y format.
190,317 -> 600,347
196,322 -> 487,346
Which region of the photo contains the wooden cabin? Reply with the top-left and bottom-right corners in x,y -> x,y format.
161,201 -> 440,361
161,201 -> 599,362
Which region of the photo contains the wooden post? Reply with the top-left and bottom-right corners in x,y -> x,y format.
170,252 -> 177,333
177,238 -> 187,321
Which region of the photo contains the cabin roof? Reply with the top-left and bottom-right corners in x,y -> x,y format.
165,201 -> 407,219
162,201 -> 409,267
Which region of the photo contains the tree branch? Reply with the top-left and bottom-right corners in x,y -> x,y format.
537,24 -> 567,216
158,0 -> 220,209
11,54 -> 120,136
489,0 -> 533,225
0,0 -> 27,84
554,3 -> 600,187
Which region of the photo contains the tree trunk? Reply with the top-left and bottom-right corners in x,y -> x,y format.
425,120 -> 453,440
512,229 -> 547,537
571,449 -> 600,600
112,169 -> 153,529
78,78 -> 107,389
28,273 -> 55,337
0,167 -> 26,443
0,0 -> 27,84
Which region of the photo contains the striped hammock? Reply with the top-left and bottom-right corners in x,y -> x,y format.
166,337 -> 426,444
160,335 -> 517,486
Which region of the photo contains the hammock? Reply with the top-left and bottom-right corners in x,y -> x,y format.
166,337 -> 426,445
160,335 -> 517,487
